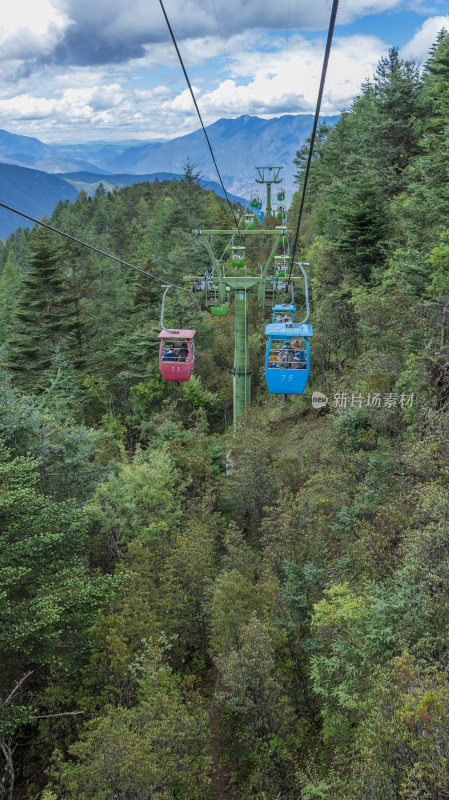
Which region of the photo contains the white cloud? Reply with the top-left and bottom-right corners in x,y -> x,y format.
0,0 -> 70,61
6,2 -> 442,143
401,15 -> 449,61
0,26 -> 390,141
160,33 -> 386,121
0,94 -> 58,120
0,0 -> 405,73
156,0 -> 405,35
338,0 -> 403,24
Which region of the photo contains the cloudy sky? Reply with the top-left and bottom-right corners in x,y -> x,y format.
0,0 -> 447,143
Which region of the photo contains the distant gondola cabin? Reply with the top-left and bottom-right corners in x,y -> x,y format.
250,193 -> 261,209
274,256 -> 288,279
276,205 -> 286,220
231,245 -> 245,268
207,285 -> 230,316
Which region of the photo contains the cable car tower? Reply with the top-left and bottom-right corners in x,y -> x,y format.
188,227 -> 285,424
155,0 -> 339,427
255,167 -> 283,216
186,184 -> 310,427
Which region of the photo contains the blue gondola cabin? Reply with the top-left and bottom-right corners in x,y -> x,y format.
265,308 -> 312,394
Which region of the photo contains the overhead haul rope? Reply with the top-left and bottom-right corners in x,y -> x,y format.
0,200 -> 192,295
287,0 -> 339,287
158,0 -> 243,241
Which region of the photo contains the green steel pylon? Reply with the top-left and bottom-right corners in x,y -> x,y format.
255,167 -> 283,215
190,227 -> 296,426
232,287 -> 251,422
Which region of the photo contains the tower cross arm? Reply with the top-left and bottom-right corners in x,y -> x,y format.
254,167 -> 283,183
193,229 -> 291,235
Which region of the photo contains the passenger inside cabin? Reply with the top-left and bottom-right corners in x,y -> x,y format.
292,351 -> 306,369
276,342 -> 294,368
163,346 -> 177,361
177,343 -> 188,362
292,340 -> 307,369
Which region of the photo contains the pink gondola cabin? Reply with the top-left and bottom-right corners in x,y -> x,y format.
158,329 -> 196,382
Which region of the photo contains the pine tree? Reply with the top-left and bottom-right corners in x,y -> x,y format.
371,48 -> 422,193
337,178 -> 387,282
0,256 -> 20,342
4,227 -> 79,391
394,30 -> 449,256
421,28 -> 449,138
293,122 -> 332,207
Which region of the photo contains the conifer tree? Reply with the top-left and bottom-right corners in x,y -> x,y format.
5,227 -> 78,391
395,30 -> 449,256
0,256 -> 20,342
421,29 -> 449,137
371,47 -> 422,192
337,178 -> 387,281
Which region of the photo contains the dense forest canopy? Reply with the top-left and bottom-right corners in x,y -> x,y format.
1,32 -> 449,800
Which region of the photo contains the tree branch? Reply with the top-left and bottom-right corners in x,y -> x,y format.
30,711 -> 85,720
2,672 -> 33,706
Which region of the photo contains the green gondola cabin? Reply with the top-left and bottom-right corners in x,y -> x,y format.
231,245 -> 245,268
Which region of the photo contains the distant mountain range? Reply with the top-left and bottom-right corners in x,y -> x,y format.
0,163 -> 79,240
0,130 -> 144,174
59,170 -> 244,203
101,115 -> 339,196
0,165 -> 246,240
0,114 -> 339,239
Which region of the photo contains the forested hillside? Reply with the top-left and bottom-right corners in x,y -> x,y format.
1,33 -> 449,800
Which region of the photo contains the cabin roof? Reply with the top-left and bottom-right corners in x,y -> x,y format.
158,329 -> 196,340
265,322 -> 313,338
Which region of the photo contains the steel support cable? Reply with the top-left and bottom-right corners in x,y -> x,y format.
158,0 -> 243,241
209,0 -> 259,192
283,0 -> 290,117
210,0 -> 233,78
287,0 -> 339,286
0,199 -> 191,294
160,284 -> 182,332
244,260 -> 248,413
